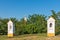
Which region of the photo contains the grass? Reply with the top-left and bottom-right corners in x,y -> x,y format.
0,33 -> 60,40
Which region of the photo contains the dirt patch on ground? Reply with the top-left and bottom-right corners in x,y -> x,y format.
1,34 -> 60,40
6,36 -> 60,40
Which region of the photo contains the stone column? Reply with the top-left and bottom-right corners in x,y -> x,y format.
7,20 -> 14,37
47,17 -> 55,37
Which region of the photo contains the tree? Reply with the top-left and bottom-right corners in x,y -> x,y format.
28,14 -> 47,33
50,10 -> 60,35
55,12 -> 60,35
0,18 -> 9,35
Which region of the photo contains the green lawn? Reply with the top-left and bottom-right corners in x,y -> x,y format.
0,34 -> 60,40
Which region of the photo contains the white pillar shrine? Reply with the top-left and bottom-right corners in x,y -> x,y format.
24,17 -> 27,22
47,17 -> 55,37
7,20 -> 14,37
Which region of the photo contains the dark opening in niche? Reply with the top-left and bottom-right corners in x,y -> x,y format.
50,23 -> 52,27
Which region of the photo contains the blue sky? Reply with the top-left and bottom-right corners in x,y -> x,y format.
0,0 -> 60,19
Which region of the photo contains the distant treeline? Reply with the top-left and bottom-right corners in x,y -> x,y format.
0,10 -> 60,35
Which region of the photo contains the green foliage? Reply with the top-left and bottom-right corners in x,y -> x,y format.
50,10 -> 60,35
0,18 -> 9,35
2,10 -> 60,35
15,14 -> 47,35
0,14 -> 47,35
